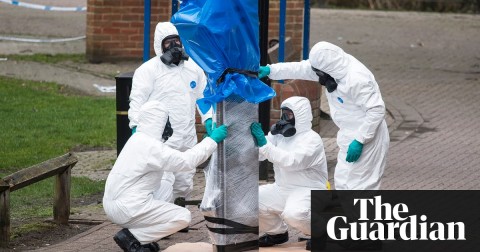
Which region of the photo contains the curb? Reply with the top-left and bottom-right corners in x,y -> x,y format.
0,60 -> 115,96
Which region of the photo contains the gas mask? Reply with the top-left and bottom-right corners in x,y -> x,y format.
270,108 -> 296,137
160,35 -> 189,66
162,117 -> 173,141
311,67 -> 337,93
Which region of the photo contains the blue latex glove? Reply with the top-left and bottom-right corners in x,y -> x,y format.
132,126 -> 137,135
250,122 -> 267,147
204,118 -> 216,136
346,139 -> 364,163
258,66 -> 271,79
209,125 -> 228,143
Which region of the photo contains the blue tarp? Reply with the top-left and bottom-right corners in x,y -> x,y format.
171,0 -> 276,114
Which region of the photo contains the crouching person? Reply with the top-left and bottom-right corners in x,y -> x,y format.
103,100 -> 228,252
250,96 -> 328,251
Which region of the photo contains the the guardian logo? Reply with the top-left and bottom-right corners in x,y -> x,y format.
326,196 -> 466,241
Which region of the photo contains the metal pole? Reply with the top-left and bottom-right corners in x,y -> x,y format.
143,0 -> 151,63
279,0 -> 286,63
259,0 -> 271,180
303,0 -> 311,60
259,0 -> 270,134
215,100 -> 225,220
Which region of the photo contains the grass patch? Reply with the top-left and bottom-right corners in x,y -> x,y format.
0,76 -> 116,174
9,177 -> 105,239
9,177 -> 105,221
0,76 -> 113,241
0,53 -> 86,64
10,222 -> 55,239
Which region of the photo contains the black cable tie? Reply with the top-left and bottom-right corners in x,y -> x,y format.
217,68 -> 258,84
206,226 -> 258,235
204,216 -> 259,235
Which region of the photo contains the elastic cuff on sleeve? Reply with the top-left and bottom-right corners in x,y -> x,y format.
354,134 -> 366,144
203,136 -> 217,147
258,141 -> 271,152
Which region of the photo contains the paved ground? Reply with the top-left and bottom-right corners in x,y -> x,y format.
312,9 -> 480,190
1,1 -> 480,251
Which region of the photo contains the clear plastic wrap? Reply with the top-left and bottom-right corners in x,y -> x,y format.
201,95 -> 259,250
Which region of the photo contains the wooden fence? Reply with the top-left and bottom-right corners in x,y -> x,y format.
0,153 -> 78,248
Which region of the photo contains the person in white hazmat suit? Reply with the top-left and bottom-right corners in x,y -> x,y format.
258,41 -> 389,190
250,96 -> 328,251
103,100 -> 228,252
128,22 -> 214,206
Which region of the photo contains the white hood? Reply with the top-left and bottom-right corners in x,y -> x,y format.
308,41 -> 350,80
280,96 -> 312,134
136,101 -> 169,141
153,22 -> 180,56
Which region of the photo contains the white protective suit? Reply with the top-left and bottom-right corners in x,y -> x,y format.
258,96 -> 328,236
267,41 -> 389,190
103,101 -> 217,244
128,22 -> 212,200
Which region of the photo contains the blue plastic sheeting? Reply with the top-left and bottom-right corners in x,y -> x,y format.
171,0 -> 276,114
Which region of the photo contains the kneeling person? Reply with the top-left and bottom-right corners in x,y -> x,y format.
103,101 -> 228,252
250,96 -> 328,251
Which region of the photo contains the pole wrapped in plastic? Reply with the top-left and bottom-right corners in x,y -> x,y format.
172,0 -> 275,250
201,96 -> 259,251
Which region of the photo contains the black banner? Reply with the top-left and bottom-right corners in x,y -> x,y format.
311,190 -> 480,251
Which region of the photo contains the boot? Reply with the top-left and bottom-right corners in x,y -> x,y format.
258,231 -> 289,247
142,242 -> 160,252
174,197 -> 189,233
306,239 -> 311,251
113,228 -> 148,252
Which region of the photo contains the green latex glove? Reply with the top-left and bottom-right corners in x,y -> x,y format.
250,122 -> 267,147
209,125 -> 228,143
346,139 -> 363,163
132,126 -> 137,135
258,66 -> 271,79
204,118 -> 216,136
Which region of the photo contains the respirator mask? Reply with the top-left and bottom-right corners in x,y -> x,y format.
311,66 -> 338,93
270,108 -> 296,137
162,117 -> 173,141
160,35 -> 189,66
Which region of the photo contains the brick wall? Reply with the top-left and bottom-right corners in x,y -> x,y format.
86,0 -> 170,62
268,1 -> 322,134
267,1 -> 323,134
87,0 -> 307,62
268,0 -> 306,61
